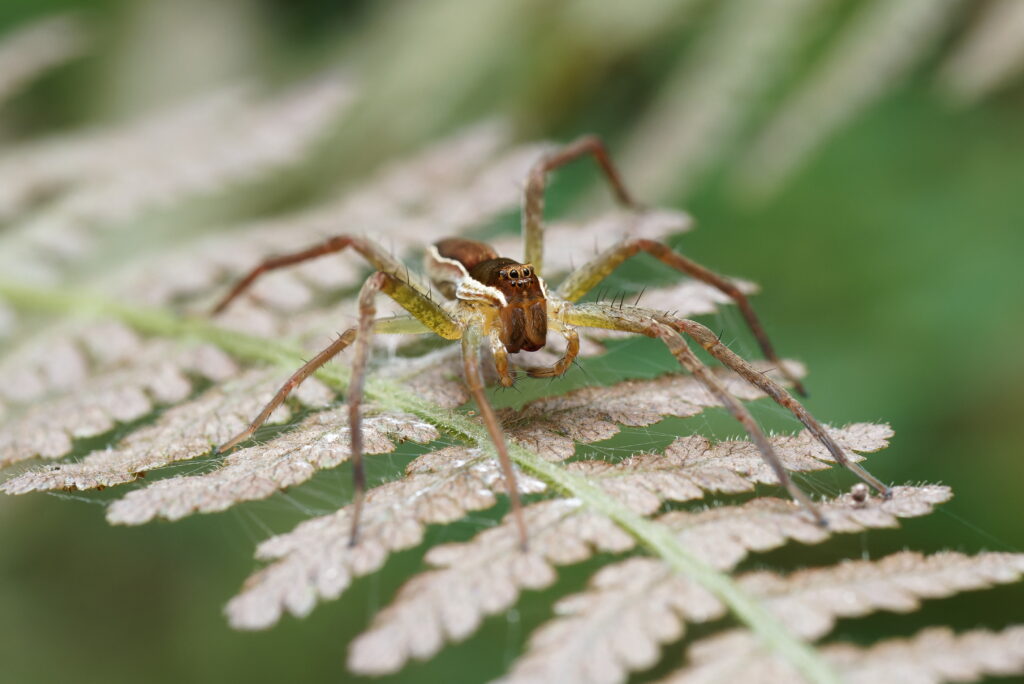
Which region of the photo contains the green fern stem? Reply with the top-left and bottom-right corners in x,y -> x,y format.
0,280 -> 839,684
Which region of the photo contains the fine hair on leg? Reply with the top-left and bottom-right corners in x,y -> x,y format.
523,135 -> 637,275
346,272 -> 388,546
463,324 -> 529,549
563,301 -> 836,523
211,234 -> 428,315
217,329 -> 357,453
662,315 -> 890,497
557,238 -> 807,396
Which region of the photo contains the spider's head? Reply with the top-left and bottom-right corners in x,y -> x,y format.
469,258 -> 548,353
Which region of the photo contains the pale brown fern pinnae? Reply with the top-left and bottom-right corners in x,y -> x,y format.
0,14 -> 1022,681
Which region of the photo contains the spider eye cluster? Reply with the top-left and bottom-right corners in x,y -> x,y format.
503,266 -> 532,280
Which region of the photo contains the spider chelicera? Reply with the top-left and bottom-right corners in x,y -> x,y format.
212,136 -> 890,548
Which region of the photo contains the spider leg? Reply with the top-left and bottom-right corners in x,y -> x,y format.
523,135 -> 637,275
217,328 -> 357,454
346,272 -> 387,546
463,323 -> 529,549
562,301 -> 827,524
211,234 -> 429,315
524,324 -> 580,379
556,238 -> 808,397
214,269 -> 460,546
662,315 -> 891,498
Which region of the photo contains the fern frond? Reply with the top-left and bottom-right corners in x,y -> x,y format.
508,546 -> 1015,683
0,337 -> 238,467
0,278 -> 851,681
225,446 -> 548,631
0,75 -> 353,283
354,486 -> 948,677
665,624 -> 1024,684
567,423 -> 890,512
1,107 -> 1013,681
0,5 -> 1021,681
105,408 -> 440,524
508,361 -> 800,461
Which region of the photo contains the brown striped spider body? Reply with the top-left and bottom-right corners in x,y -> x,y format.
213,136 -> 890,548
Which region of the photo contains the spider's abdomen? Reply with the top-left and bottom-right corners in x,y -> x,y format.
426,238 -> 499,299
434,237 -> 499,271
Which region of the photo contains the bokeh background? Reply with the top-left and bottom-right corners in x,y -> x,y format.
0,1 -> 1022,682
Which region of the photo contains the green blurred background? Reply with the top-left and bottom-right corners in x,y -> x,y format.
0,1 -> 1022,682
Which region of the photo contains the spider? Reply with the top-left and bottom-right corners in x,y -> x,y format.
211,136 -> 890,548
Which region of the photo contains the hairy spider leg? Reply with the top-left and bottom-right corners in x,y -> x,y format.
663,316 -> 891,498
562,301 -> 829,524
216,245 -> 459,451
557,238 -> 808,397
521,135 -> 807,397
523,135 -> 637,276
463,324 -> 529,549
217,328 -> 357,453
211,234 -> 431,315
214,265 -> 460,545
216,313 -> 428,452
347,273 -> 395,545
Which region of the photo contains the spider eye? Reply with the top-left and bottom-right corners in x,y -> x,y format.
510,269 -> 519,279
522,267 -> 531,277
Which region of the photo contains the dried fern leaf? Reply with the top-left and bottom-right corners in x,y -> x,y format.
347,456 -> 939,678
105,361 -> 793,522
664,625 -> 1024,684
565,422 -> 890,513
0,14 -> 88,112
106,407 -> 440,525
660,484 -> 950,570
0,321 -> 147,404
825,626 -> 1024,684
0,338 -> 239,466
0,85 -> 247,229
503,485 -> 950,684
1,367 -> 324,491
508,361 -> 804,461
748,550 -> 1024,639
348,498 -> 635,675
108,133 -> 543,319
224,446 -> 546,630
1,74 -> 354,283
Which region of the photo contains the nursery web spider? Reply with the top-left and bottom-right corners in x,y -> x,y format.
212,136 -> 891,548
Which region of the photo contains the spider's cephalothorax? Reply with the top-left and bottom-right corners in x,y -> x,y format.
427,237 -> 548,354
212,134 -> 892,550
